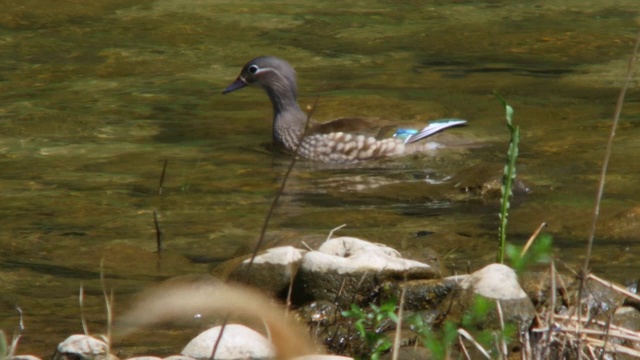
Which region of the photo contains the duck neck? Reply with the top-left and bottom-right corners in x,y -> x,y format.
264,83 -> 306,151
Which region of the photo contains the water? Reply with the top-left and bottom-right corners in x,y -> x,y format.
1,0 -> 639,356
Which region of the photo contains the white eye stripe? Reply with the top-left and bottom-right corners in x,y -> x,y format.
253,66 -> 274,74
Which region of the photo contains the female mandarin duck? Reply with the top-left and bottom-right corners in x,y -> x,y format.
223,56 -> 466,163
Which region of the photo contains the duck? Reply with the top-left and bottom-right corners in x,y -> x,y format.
223,56 -> 466,163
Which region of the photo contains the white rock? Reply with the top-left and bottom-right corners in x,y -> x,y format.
439,263 -> 536,329
242,246 -> 305,265
294,237 -> 438,307
308,237 -> 430,273
57,335 -> 109,360
181,324 -> 274,360
460,263 -> 527,300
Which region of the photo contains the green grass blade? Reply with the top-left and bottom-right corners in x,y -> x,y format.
494,92 -> 520,263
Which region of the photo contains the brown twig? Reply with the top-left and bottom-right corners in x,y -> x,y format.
158,159 -> 168,195
578,29 -> 640,360
391,276 -> 407,360
521,222 -> 547,257
153,209 -> 163,253
583,29 -> 640,272
246,98 -> 319,270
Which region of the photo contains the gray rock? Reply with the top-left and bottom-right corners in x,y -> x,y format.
293,237 -> 438,307
612,306 -> 640,358
582,277 -> 626,316
126,357 -> 162,360
381,276 -> 461,311
296,300 -> 339,327
520,271 -> 576,308
439,264 -> 535,329
228,246 -> 305,296
181,324 -> 274,360
55,335 -> 114,360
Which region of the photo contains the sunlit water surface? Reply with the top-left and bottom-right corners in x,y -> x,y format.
1,0 -> 639,356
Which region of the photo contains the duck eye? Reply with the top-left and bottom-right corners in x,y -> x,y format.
248,65 -> 259,74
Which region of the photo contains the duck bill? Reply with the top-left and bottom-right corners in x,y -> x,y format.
222,77 -> 247,94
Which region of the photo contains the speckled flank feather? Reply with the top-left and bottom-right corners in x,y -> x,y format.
299,132 -> 406,163
223,56 -> 466,163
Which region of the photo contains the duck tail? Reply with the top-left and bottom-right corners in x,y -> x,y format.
402,118 -> 467,144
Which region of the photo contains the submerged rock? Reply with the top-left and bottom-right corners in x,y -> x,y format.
293,237 -> 439,307
451,163 -> 530,199
599,206 -> 640,239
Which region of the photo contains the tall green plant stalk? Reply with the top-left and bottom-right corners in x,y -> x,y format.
495,93 -> 519,263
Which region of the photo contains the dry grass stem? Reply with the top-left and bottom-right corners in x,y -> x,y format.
457,328 -> 491,359
99,259 -> 113,350
458,335 -> 472,360
587,273 -> 640,302
530,310 -> 640,359
391,281 -> 407,360
495,301 -> 508,359
326,224 -> 347,241
247,98 -> 319,270
520,222 -> 546,256
79,286 -> 89,335
583,29 -> 640,271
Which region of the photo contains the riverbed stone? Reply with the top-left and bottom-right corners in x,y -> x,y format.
450,163 -> 530,199
612,306 -> 640,352
227,246 -> 306,296
181,324 -> 274,360
439,264 -> 535,329
296,300 -> 339,327
54,335 -> 114,360
581,277 -> 627,316
381,276 -> 464,311
293,237 -> 439,308
520,270 -> 576,308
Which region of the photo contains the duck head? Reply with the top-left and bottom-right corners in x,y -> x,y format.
223,56 -> 298,100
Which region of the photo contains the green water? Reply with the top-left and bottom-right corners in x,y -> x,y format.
1,0 -> 639,356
